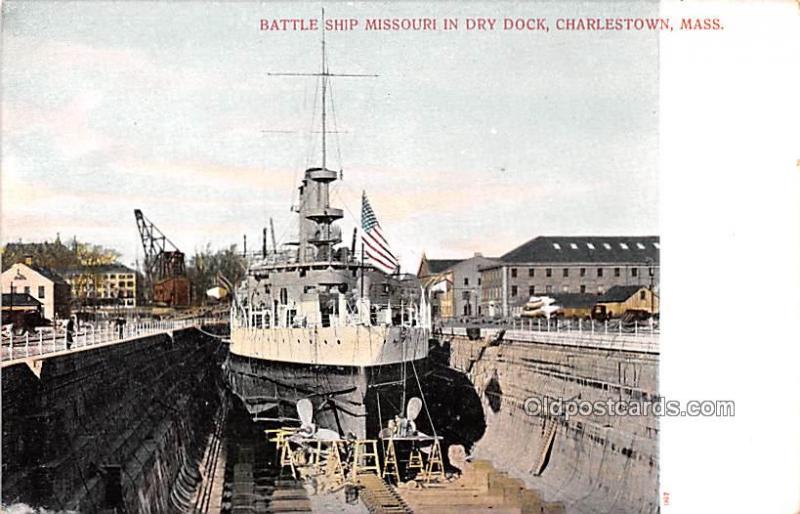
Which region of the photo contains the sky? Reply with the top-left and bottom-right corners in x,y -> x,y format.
1,1 -> 659,271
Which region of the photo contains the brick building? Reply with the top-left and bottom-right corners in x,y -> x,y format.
418,253 -> 499,319
480,236 -> 659,318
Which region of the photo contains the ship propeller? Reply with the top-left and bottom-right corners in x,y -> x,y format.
406,397 -> 423,421
297,398 -> 314,428
293,398 -> 342,441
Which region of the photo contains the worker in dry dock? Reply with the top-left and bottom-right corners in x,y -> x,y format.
66,316 -> 75,349
115,317 -> 126,339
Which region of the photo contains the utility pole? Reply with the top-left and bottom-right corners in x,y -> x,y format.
647,258 -> 655,315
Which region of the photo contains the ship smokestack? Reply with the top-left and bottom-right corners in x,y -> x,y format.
262,228 -> 267,258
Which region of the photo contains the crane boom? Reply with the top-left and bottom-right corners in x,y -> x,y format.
133,209 -> 190,307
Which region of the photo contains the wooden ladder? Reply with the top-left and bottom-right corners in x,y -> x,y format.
382,439 -> 401,483
352,439 -> 381,477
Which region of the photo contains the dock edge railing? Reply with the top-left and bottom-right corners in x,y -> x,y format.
1,316 -> 226,364
439,318 -> 659,354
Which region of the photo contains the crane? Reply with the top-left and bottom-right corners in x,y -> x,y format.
133,209 -> 191,307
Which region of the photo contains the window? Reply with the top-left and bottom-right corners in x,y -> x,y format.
597,268 -> 604,277
511,285 -> 518,297
529,286 -> 535,296
562,268 -> 569,278
653,242 -> 660,249
562,285 -> 569,292
38,286 -> 45,299
546,268 -> 552,278
640,290 -> 646,300
569,243 -> 578,250
511,268 -> 517,278
636,243 -> 646,250
580,268 -> 586,277
614,268 -> 620,277
603,243 -> 612,250
528,268 -> 534,277
619,243 -> 629,250
632,268 -> 638,277
24,286 -> 30,295
586,243 -> 595,250
464,277 -> 469,286
580,285 -> 586,293
478,278 -> 481,286
552,243 -> 561,250
545,285 -> 553,294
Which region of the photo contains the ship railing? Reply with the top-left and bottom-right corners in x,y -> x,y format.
231,301 -> 430,330
0,315 -> 225,364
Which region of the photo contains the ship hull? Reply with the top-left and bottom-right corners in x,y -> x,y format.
224,352 -> 428,439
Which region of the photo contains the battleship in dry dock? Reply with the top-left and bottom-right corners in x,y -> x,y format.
224,21 -> 431,440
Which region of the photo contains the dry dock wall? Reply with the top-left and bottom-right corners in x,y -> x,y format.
1,328 -> 224,513
442,328 -> 658,514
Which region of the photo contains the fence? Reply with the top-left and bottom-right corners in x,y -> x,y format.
443,317 -> 659,336
440,317 -> 659,354
1,316 -> 225,364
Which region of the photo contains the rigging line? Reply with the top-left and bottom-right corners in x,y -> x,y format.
331,187 -> 361,229
410,359 -> 437,440
195,326 -> 229,339
401,330 -> 407,413
327,78 -> 344,172
302,76 -> 321,180
377,390 -> 383,433
275,211 -> 294,248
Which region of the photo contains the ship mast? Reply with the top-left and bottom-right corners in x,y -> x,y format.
321,8 -> 327,171
266,10 -> 377,263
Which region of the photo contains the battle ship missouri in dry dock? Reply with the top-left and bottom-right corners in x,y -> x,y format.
224,21 -> 432,440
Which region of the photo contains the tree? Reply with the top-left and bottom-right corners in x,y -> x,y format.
186,244 -> 246,305
1,237 -> 121,272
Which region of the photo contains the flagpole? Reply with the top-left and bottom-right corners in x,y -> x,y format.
360,240 -> 365,299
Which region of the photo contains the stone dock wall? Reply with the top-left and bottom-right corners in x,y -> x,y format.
441,328 -> 659,514
2,328 -> 225,513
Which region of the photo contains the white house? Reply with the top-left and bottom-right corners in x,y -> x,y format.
1,261 -> 71,321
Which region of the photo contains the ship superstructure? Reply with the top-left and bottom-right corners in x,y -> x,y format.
225,12 -> 431,438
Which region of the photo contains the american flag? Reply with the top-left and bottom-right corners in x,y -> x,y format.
361,192 -> 399,274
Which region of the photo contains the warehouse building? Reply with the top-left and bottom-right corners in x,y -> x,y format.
480,236 -> 659,318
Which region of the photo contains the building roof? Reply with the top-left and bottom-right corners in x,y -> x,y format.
425,259 -> 463,274
598,285 -> 646,303
501,236 -> 660,264
12,263 -> 70,285
1,293 -> 42,308
549,293 -> 601,309
62,263 -> 136,276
